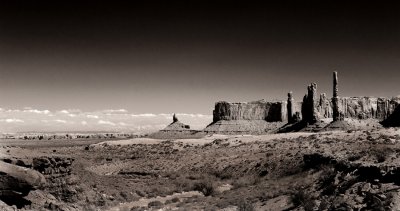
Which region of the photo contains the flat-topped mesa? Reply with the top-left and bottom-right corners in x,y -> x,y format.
302,83 -> 319,124
212,99 -> 287,123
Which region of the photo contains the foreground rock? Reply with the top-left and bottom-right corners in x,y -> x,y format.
0,160 -> 46,208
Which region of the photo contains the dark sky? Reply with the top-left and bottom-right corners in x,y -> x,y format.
1,1 -> 399,114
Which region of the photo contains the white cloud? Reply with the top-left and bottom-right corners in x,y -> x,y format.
98,120 -> 116,126
0,107 -> 213,132
2,118 -> 24,123
6,109 -> 21,113
176,113 -> 212,118
131,113 -> 156,117
103,109 -> 128,113
24,109 -> 51,114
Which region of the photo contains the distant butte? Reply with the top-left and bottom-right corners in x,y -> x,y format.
152,71 -> 400,137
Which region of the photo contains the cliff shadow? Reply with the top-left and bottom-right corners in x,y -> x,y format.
277,121 -> 308,133
381,105 -> 400,127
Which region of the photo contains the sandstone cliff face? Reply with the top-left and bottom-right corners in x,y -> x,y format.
316,97 -> 400,120
213,100 -> 287,122
212,97 -> 400,125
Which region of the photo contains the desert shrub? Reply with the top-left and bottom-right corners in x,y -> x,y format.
209,169 -> 233,180
193,179 -> 215,196
130,206 -> 146,211
237,199 -> 255,211
148,200 -> 163,208
290,189 -> 316,211
171,197 -> 180,203
370,145 -> 394,163
232,175 -> 261,189
348,154 -> 363,161
135,190 -> 146,197
318,165 -> 337,195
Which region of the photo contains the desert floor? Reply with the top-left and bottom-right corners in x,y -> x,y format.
2,128 -> 400,210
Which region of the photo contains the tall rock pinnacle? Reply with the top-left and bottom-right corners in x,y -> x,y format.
173,113 -> 178,123
332,71 -> 342,121
302,83 -> 319,124
287,91 -> 294,123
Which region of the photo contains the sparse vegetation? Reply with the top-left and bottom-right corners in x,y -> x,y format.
237,199 -> 255,211
5,128 -> 400,210
193,178 -> 215,196
290,189 -> 316,211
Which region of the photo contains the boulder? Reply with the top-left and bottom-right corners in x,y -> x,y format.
0,160 -> 46,208
0,161 -> 46,195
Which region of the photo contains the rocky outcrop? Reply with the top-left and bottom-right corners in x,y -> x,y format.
318,97 -> 400,120
161,114 -> 191,131
287,92 -> 295,123
0,158 -> 45,208
212,100 -> 287,122
0,160 -> 46,197
162,121 -> 191,131
149,114 -> 202,139
301,83 -> 319,124
209,72 -> 400,131
0,156 -> 74,208
172,113 -> 178,123
318,93 -> 331,118
332,71 -> 343,121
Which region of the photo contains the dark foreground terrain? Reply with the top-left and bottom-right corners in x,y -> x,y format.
2,128 -> 400,210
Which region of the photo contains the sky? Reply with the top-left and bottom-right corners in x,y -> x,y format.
0,1 -> 400,132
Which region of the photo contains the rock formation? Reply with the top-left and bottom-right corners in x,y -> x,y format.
208,72 -> 400,133
149,114 -> 200,139
287,92 -> 294,123
332,71 -> 343,121
172,113 -> 178,123
163,114 -> 190,130
0,160 -> 47,208
212,100 -> 287,122
318,97 -> 399,120
0,160 -> 46,195
302,83 -> 319,124
318,93 -> 331,118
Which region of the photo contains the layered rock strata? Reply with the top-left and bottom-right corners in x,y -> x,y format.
212,100 -> 287,122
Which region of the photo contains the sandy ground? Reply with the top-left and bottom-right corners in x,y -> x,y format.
2,127 -> 400,210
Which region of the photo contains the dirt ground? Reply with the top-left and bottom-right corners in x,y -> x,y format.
2,128 -> 400,210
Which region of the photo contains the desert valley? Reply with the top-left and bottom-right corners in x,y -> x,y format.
2,72 -> 400,210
